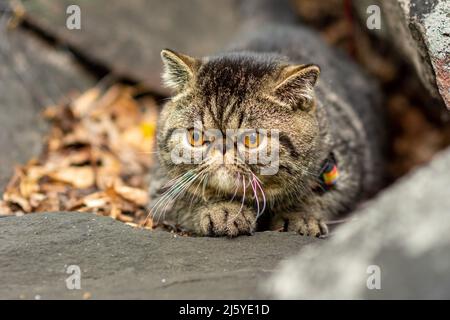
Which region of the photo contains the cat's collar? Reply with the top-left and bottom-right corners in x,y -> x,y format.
317,152 -> 339,192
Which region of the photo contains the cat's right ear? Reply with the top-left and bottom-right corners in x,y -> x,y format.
273,64 -> 320,110
161,49 -> 198,92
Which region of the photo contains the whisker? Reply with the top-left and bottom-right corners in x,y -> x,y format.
237,175 -> 246,218
159,172 -> 199,221
250,176 -> 260,218
229,172 -> 241,203
252,172 -> 267,219
162,171 -> 189,189
188,172 -> 207,212
201,174 -> 209,201
156,172 -> 199,223
149,170 -> 196,224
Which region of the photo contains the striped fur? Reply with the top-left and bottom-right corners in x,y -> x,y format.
149,25 -> 386,237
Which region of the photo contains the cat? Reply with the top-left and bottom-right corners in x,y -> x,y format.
148,22 -> 386,238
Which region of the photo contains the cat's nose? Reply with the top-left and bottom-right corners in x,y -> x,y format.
211,139 -> 231,155
210,144 -> 236,165
209,144 -> 225,159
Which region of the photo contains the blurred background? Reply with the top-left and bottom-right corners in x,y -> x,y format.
0,0 -> 449,300
0,0 -> 449,221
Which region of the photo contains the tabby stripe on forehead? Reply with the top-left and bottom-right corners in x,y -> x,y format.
162,127 -> 178,148
222,96 -> 243,126
238,112 -> 245,128
207,99 -> 222,130
216,86 -> 225,125
279,133 -> 300,158
200,108 -> 205,126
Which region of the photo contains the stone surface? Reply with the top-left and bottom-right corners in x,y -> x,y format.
20,0 -> 240,95
0,26 -> 94,193
0,212 -> 319,299
265,147 -> 450,299
18,0 -> 296,95
354,0 -> 450,110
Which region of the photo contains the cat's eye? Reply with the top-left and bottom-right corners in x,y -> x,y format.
187,129 -> 204,147
243,132 -> 261,149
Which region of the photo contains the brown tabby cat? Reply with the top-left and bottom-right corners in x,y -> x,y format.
149,23 -> 386,237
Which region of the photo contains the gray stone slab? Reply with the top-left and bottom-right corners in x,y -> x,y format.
19,0 -> 298,95
266,147 -> 450,299
20,0 -> 242,95
0,26 -> 94,193
0,212 -> 319,299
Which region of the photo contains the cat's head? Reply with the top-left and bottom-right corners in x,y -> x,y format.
157,49 -> 321,203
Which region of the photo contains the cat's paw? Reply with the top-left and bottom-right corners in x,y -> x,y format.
197,203 -> 256,237
271,212 -> 328,238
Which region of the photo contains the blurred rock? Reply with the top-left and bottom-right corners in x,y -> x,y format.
18,0 -> 296,95
266,147 -> 450,299
354,0 -> 450,110
0,212 -> 319,299
19,0 -> 240,95
0,26 -> 94,193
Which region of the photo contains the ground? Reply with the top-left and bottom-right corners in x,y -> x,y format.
0,212 -> 318,299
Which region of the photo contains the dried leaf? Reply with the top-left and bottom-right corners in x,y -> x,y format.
49,167 -> 95,189
3,85 -> 158,228
3,192 -> 31,212
110,202 -> 121,219
114,184 -> 149,206
117,213 -> 134,223
29,193 -> 46,208
0,201 -> 13,216
19,176 -> 40,198
71,87 -> 101,117
82,192 -> 109,208
141,216 -> 154,229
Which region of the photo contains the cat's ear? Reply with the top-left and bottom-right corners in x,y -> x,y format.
160,49 -> 198,91
273,64 -> 320,110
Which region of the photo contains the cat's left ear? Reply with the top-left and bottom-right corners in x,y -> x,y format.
161,49 -> 198,92
273,64 -> 320,110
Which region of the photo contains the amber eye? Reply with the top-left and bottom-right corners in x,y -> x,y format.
188,129 -> 204,147
243,132 -> 260,149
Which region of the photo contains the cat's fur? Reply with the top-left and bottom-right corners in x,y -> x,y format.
149,22 -> 386,237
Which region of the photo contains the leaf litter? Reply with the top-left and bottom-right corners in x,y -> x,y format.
0,84 -> 157,229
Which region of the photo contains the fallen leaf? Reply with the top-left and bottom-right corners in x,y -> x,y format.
0,201 -> 12,216
117,213 -> 134,223
114,184 -> 149,206
19,176 -> 40,199
49,167 -> 95,189
29,193 -> 47,208
3,192 -> 31,212
2,85 -> 159,228
71,87 -> 101,117
110,202 -> 121,219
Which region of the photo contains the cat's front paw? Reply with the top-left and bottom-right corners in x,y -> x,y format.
271,212 -> 328,238
197,202 -> 256,237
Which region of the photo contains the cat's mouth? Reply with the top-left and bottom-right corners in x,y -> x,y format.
208,165 -> 239,193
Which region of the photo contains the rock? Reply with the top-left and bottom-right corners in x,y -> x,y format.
265,147 -> 450,299
18,0 -> 296,95
0,26 -> 94,193
354,0 -> 450,110
19,0 -> 241,95
0,212 -> 319,299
